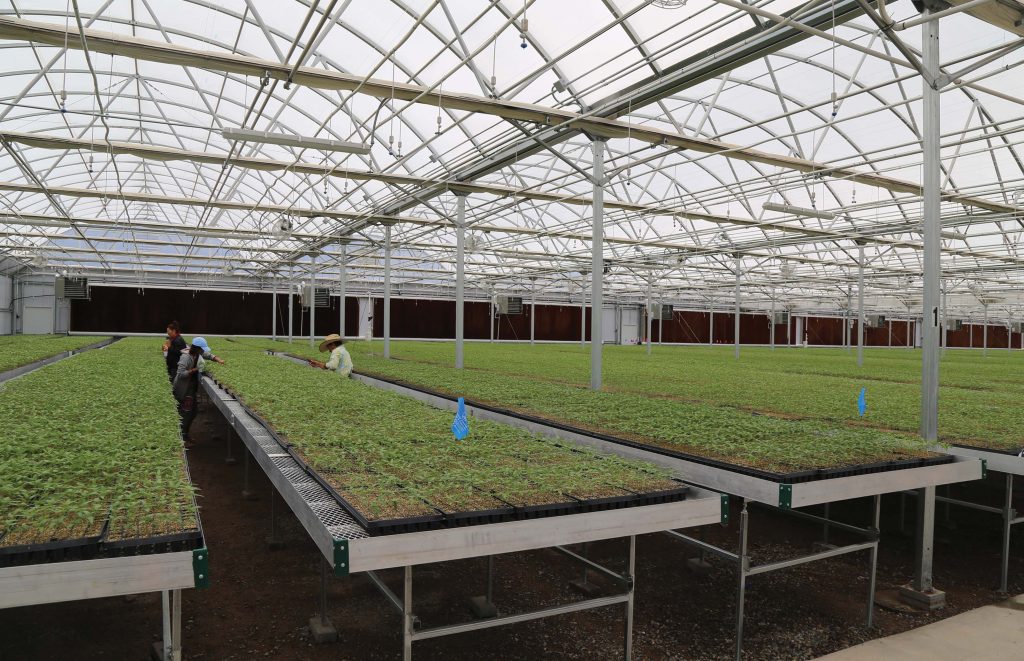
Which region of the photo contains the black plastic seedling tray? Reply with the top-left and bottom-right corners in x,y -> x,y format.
356,371 -> 956,485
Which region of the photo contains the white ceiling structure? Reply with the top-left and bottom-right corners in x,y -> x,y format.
1,0 -> 1024,321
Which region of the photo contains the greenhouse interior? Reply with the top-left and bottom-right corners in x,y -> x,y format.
1,0 -> 1023,659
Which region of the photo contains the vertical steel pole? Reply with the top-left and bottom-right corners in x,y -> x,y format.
645,284 -> 653,355
770,287 -> 776,350
709,300 -> 714,346
383,224 -> 392,359
403,566 -> 413,661
1000,474 -> 1014,594
658,304 -> 664,345
624,535 -> 636,661
530,289 -> 536,345
734,504 -> 749,661
591,138 -> 605,390
867,494 -> 880,627
271,279 -> 277,341
914,8 -> 941,605
161,590 -> 171,661
339,243 -> 347,338
941,281 -> 947,356
309,264 -> 316,348
845,289 -> 852,351
171,589 -> 182,661
580,280 -> 586,347
288,268 -> 294,344
490,294 -> 495,342
734,255 -> 741,359
320,559 -> 329,627
858,243 -> 866,367
983,304 -> 989,356
455,194 -> 466,369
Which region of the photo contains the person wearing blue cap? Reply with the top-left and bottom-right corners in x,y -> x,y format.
171,337 -> 224,444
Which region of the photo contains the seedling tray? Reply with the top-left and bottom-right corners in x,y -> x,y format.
357,371 -> 955,485
951,441 -> 1024,457
214,375 -> 692,536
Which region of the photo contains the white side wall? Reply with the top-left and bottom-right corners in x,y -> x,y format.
617,305 -> 641,345
0,274 -> 12,335
8,274 -> 69,335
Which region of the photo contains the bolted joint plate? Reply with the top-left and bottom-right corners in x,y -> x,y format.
333,538 -> 350,576
778,483 -> 793,509
982,459 -> 987,479
192,548 -> 210,589
720,493 -> 730,524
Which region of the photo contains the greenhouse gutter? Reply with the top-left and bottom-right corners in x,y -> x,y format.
0,336 -> 120,384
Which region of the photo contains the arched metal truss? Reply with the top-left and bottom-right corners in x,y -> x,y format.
1,0 -> 1023,322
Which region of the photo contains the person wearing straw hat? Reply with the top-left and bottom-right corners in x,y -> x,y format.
309,333 -> 353,377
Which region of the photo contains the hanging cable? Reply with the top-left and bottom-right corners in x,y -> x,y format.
59,0 -> 70,113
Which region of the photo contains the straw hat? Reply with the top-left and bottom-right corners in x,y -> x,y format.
318,333 -> 344,353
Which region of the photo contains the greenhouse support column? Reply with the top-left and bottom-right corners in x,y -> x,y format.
288,271 -> 294,344
941,282 -> 947,355
645,284 -> 653,355
271,279 -> 277,341
901,3 -> 944,612
983,304 -> 989,356
530,290 -> 536,345
580,280 -> 586,347
733,254 -> 740,360
339,243 -> 347,338
455,193 -> 466,369
309,264 -> 316,348
709,303 -> 714,345
770,287 -> 776,350
490,294 -> 495,342
658,305 -> 664,345
857,242 -> 865,367
383,223 -> 392,359
845,289 -> 852,350
590,137 -> 604,391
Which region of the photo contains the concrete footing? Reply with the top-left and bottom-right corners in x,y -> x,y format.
898,584 -> 947,611
467,595 -> 497,619
308,616 -> 338,644
686,557 -> 713,574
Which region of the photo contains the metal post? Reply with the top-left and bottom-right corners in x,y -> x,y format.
490,294 -> 495,343
580,279 -> 586,348
383,223 -> 392,359
770,287 -> 776,350
288,269 -> 294,344
161,590 -> 171,661
486,555 -> 495,606
658,305 -> 664,345
309,264 -> 316,348
403,566 -> 413,661
867,495 -> 881,627
1000,474 -> 1014,594
845,289 -> 852,351
941,281 -> 947,356
913,485 -> 936,593
920,0 -> 941,440
983,304 -> 989,356
339,243 -> 347,339
858,243 -> 866,367
709,301 -> 715,346
645,284 -> 653,355
320,559 -> 329,626
591,138 -> 605,390
271,280 -> 277,341
734,503 -> 749,661
455,194 -> 466,369
624,535 -> 636,661
530,289 -> 536,345
171,589 -> 182,661
734,255 -> 741,359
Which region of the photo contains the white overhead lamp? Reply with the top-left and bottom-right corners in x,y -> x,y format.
762,201 -> 835,221
221,128 -> 371,155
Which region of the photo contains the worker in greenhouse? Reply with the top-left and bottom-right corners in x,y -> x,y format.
190,336 -> 226,365
162,320 -> 186,381
309,333 -> 353,377
172,342 -> 205,442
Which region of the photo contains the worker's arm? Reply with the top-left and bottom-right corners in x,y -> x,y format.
324,348 -> 342,371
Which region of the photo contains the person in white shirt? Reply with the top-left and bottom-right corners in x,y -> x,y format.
309,333 -> 353,377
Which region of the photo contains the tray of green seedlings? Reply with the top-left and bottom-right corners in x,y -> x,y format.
225,339 -> 950,483
0,334 -> 112,375
206,344 -> 687,536
356,341 -> 1024,454
0,338 -> 201,566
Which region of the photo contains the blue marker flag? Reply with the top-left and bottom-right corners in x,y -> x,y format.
857,387 -> 867,417
452,397 -> 470,440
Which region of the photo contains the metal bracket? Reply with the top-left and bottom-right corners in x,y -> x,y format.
778,484 -> 793,509
333,538 -> 350,576
721,493 -> 730,524
192,548 -> 210,589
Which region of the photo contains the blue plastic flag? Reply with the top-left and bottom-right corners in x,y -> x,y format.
452,397 -> 470,440
857,387 -> 867,417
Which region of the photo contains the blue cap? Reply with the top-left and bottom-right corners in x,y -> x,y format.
191,337 -> 210,352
